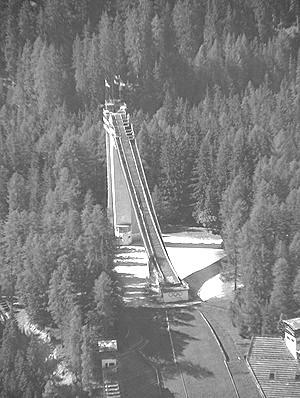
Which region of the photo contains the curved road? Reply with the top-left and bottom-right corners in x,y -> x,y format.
163,306 -> 237,398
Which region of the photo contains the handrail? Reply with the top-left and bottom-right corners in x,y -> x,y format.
107,114 -> 153,258
115,145 -> 153,257
116,140 -> 152,256
116,138 -> 164,283
130,137 -> 181,283
130,139 -> 179,284
113,114 -> 165,282
116,114 -> 180,285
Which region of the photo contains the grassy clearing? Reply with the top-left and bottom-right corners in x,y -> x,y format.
167,306 -> 237,398
200,295 -> 261,398
201,294 -> 250,359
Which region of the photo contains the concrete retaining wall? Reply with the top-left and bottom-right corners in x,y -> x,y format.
184,258 -> 224,297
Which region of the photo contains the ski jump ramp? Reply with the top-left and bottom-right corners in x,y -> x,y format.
103,101 -> 189,303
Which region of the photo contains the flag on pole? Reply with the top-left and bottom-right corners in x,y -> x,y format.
114,75 -> 120,85
105,79 -> 110,88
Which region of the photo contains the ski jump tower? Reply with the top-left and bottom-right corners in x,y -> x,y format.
103,99 -> 189,303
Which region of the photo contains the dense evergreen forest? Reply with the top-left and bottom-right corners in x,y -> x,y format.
0,0 -> 300,396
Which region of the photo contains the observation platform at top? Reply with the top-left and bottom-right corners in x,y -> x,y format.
103,97 -> 189,303
104,99 -> 127,115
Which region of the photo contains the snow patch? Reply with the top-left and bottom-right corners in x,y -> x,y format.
167,247 -> 225,279
115,245 -> 225,280
199,274 -> 237,301
115,246 -> 148,263
163,234 -> 222,245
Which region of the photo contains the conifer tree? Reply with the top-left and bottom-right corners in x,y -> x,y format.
81,325 -> 101,394
0,165 -> 9,220
251,0 -> 274,42
4,0 -> 20,77
125,0 -> 154,80
34,42 -> 64,115
239,188 -> 276,334
94,271 -> 120,337
63,305 -> 82,379
0,318 -> 21,397
25,336 -> 53,396
17,234 -> 50,326
293,268 -> 300,308
172,0 -> 197,62
160,125 -> 192,224
290,232 -> 300,277
81,202 -> 115,278
8,172 -> 28,212
193,135 -> 214,227
0,210 -> 31,297
265,257 -> 292,334
137,118 -> 163,192
41,0 -> 87,52
112,11 -> 126,77
48,262 -> 76,332
98,12 -> 116,79
203,0 -> 219,48
18,1 -> 37,45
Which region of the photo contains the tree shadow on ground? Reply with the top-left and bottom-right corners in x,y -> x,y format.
115,258 -> 148,266
125,306 -> 211,382
117,246 -> 145,253
116,272 -> 147,286
117,273 -> 153,309
164,241 -> 221,248
161,387 -> 175,397
178,361 -> 214,379
118,275 -> 147,293
161,360 -> 214,380
128,307 -> 193,360
168,307 -> 196,327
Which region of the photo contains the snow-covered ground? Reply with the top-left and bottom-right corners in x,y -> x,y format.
115,247 -> 149,279
167,246 -> 225,279
163,231 -> 225,280
198,274 -> 233,301
199,275 -> 244,301
162,233 -> 222,246
17,309 -> 51,342
115,230 -> 228,303
115,244 -> 225,281
16,309 -> 74,385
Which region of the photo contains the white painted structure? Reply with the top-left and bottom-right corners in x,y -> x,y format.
283,318 -> 300,360
105,113 -> 134,245
103,100 -> 189,302
98,339 -> 118,369
115,224 -> 132,245
162,285 -> 189,303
